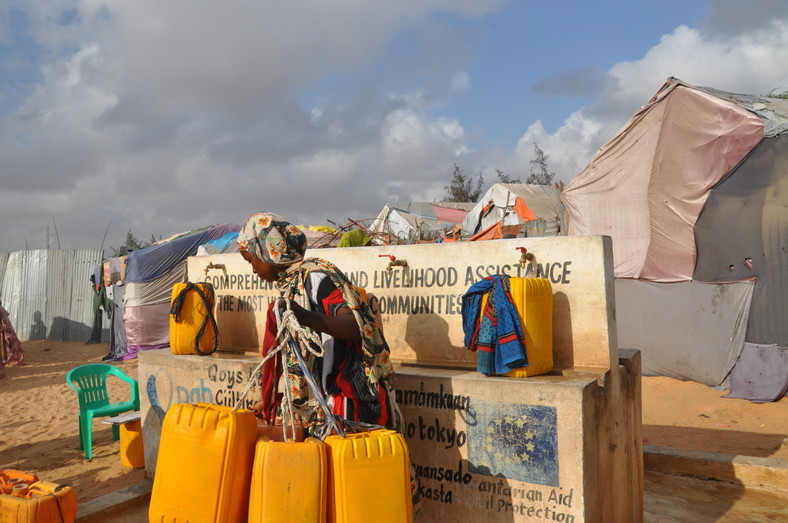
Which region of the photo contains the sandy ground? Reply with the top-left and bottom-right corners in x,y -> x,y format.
0,340 -> 145,504
1,340 -> 788,509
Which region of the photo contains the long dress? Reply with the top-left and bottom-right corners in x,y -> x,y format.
259,258 -> 401,436
0,301 -> 24,368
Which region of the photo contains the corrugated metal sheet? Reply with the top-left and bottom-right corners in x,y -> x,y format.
47,249 -> 103,342
0,249 -> 103,342
523,203 -> 567,238
0,252 -> 8,293
524,217 -> 561,237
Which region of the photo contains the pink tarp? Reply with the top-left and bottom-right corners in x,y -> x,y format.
562,82 -> 763,282
432,204 -> 470,224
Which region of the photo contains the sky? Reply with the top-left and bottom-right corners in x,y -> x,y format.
1,0 -> 787,254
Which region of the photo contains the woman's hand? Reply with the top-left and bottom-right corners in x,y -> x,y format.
277,298 -> 361,342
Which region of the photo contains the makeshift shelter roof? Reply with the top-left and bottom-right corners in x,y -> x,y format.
460,183 -> 561,238
125,223 -> 240,283
298,225 -> 341,248
370,202 -> 474,243
197,231 -> 240,256
561,78 -> 779,281
560,77 -> 788,392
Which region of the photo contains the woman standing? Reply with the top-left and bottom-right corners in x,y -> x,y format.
0,299 -> 24,370
237,212 -> 402,436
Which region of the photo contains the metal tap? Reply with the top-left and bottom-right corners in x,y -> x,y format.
379,255 -> 408,274
204,262 -> 226,275
515,247 -> 534,269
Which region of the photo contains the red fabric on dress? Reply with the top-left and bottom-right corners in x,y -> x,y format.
259,301 -> 283,424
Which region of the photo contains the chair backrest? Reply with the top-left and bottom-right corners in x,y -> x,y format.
66,363 -> 139,409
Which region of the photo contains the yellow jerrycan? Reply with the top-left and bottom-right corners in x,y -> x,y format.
479,276 -> 553,377
149,402 -> 257,522
169,282 -> 218,355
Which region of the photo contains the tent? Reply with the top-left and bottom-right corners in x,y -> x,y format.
370,202 -> 474,243
108,223 -> 240,360
562,77 -> 788,395
460,184 -> 563,239
693,132 -> 788,345
196,231 -> 241,256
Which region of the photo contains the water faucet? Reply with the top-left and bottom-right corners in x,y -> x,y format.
379,255 -> 408,274
204,262 -> 226,275
515,247 -> 534,269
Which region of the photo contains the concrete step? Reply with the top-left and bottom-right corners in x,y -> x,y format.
644,444 -> 788,493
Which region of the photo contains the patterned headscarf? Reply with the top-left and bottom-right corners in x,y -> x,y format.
237,213 -> 307,266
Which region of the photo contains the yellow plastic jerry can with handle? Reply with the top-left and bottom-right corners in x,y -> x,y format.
0,480 -> 78,523
248,438 -> 328,523
479,276 -> 553,377
325,429 -> 413,523
149,403 -> 258,523
169,282 -> 218,355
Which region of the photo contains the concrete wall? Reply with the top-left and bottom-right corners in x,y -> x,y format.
394,352 -> 642,522
187,236 -> 617,372
139,235 -> 643,521
138,349 -> 264,477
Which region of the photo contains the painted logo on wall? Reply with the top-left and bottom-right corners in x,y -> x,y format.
468,399 -> 558,486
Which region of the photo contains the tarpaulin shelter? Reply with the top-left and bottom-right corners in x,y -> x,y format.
562,77 -> 788,397
110,223 -> 240,360
370,202 -> 474,243
461,184 -> 563,239
196,231 -> 240,256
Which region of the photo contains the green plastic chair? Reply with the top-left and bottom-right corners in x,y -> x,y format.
66,363 -> 140,460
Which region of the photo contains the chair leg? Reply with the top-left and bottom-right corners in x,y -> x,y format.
78,414 -> 84,450
82,413 -> 94,460
112,424 -> 120,441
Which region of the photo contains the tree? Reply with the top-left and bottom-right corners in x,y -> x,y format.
527,143 -> 555,185
111,230 -> 145,257
444,164 -> 484,202
496,169 -> 521,184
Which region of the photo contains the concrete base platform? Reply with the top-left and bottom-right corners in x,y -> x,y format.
80,446 -> 788,522
76,479 -> 152,522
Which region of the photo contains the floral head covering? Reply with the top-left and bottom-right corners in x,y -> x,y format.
237,213 -> 307,266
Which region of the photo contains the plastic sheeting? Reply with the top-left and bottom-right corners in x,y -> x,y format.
124,262 -> 186,308
461,184 -> 561,238
108,256 -> 126,284
370,202 -> 474,243
694,134 -> 788,346
615,278 -> 754,386
562,82 -> 763,282
723,342 -> 788,403
122,302 -> 170,359
106,283 -> 128,361
196,232 -> 240,256
125,223 -> 239,283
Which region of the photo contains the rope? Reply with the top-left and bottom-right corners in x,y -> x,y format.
233,300 -> 348,439
233,299 -> 391,440
170,282 -> 219,355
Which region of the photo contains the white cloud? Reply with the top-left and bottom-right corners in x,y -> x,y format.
508,17 -> 788,186
1,1 -> 786,253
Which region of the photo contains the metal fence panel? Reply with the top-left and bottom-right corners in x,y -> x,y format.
0,249 -> 103,342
